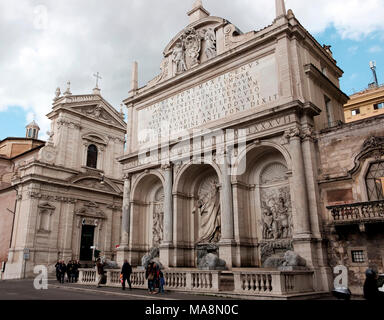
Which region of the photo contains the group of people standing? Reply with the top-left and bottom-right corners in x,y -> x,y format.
95,259 -> 165,294
145,261 -> 165,294
55,260 -> 81,284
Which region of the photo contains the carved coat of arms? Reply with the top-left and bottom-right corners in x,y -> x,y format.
181,27 -> 201,67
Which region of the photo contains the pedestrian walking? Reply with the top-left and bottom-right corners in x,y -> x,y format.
364,268 -> 383,300
96,258 -> 105,288
67,260 -> 73,283
55,260 -> 61,282
73,260 -> 80,283
59,261 -> 67,284
145,262 -> 157,294
121,259 -> 132,290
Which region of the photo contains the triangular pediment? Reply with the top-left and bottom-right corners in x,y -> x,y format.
73,101 -> 126,129
69,174 -> 122,194
51,94 -> 126,130
75,206 -> 106,220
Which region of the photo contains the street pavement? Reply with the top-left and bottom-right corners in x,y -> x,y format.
1,279 -> 366,301
0,279 -> 234,300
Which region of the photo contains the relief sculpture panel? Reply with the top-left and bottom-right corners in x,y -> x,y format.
260,186 -> 292,240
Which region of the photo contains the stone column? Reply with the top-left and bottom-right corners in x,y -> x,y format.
287,128 -> 311,237
287,128 -> 314,268
117,174 -> 131,265
160,164 -> 174,267
121,175 -> 131,245
219,154 -> 236,269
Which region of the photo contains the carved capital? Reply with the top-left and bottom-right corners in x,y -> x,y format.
301,126 -> 317,142
161,163 -> 173,171
285,127 -> 304,142
123,173 -> 132,181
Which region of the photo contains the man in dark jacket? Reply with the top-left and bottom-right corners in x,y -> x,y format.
59,261 -> 67,284
96,259 -> 105,288
364,268 -> 383,300
67,261 -> 73,283
121,259 -> 132,290
55,261 -> 61,282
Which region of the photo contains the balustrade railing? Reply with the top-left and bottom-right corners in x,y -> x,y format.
78,268 -> 314,296
327,200 -> 384,223
233,270 -> 314,295
79,269 -> 97,285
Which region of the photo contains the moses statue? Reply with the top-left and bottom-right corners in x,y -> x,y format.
194,179 -> 221,243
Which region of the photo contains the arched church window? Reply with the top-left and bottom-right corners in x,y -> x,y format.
86,144 -> 98,169
28,128 -> 32,138
366,161 -> 384,201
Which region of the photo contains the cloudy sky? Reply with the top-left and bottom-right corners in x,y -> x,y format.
0,0 -> 383,140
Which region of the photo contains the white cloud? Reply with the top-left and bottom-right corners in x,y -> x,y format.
348,46 -> 359,55
0,0 -> 383,139
368,45 -> 383,53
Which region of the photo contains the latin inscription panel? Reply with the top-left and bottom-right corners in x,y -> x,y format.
138,54 -> 278,146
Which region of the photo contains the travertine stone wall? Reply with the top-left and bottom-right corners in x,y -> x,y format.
318,115 -> 384,295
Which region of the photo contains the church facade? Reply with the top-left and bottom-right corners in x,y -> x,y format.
117,0 -> 350,293
2,85 -> 126,279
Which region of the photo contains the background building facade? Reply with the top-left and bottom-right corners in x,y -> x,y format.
2,86 -> 126,279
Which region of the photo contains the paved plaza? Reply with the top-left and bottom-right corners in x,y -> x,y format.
0,279 -> 236,300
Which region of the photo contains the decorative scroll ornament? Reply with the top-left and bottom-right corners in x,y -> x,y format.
349,136 -> 384,175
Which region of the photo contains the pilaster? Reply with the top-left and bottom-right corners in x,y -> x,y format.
117,174 -> 132,265
160,164 -> 174,267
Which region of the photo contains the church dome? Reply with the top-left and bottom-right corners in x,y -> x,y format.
25,120 -> 40,139
26,120 -> 40,130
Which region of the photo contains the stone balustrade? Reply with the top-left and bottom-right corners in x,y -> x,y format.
327,200 -> 384,224
78,268 -> 315,297
79,269 -> 97,284
78,268 -> 221,292
233,270 -> 314,296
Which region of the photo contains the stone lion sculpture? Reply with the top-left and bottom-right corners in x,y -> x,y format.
282,250 -> 307,267
262,251 -> 307,269
100,257 -> 119,269
198,253 -> 227,270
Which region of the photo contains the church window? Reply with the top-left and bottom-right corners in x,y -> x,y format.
351,108 -> 360,116
365,161 -> 384,201
28,128 -> 33,138
324,96 -> 333,126
39,210 -> 50,231
86,144 -> 98,169
374,102 -> 384,110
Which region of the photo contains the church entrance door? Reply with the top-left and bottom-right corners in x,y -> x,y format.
80,225 -> 95,261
